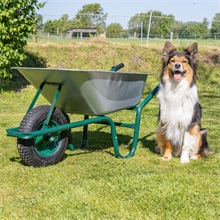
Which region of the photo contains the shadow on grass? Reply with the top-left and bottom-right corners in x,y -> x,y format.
9,156 -> 25,166
65,128 -> 157,158
0,51 -> 46,93
9,127 -> 157,166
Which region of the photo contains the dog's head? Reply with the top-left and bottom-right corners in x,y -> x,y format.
161,41 -> 198,86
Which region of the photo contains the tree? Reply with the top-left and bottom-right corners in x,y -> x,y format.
76,3 -> 107,33
128,13 -> 144,36
105,23 -> 123,38
128,11 -> 174,38
44,20 -> 56,34
43,15 -> 83,36
0,0 -> 44,81
211,13 -> 220,38
182,19 -> 209,39
36,14 -> 44,31
149,11 -> 174,37
170,20 -> 182,38
52,14 -> 74,36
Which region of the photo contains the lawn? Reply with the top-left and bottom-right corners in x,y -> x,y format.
0,40 -> 220,219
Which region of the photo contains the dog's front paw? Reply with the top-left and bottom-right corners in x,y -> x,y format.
190,155 -> 199,160
180,155 -> 190,164
160,156 -> 172,161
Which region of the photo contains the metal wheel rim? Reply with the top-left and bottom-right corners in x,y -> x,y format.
34,120 -> 61,157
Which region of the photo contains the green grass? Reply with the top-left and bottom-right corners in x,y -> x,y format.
0,41 -> 220,219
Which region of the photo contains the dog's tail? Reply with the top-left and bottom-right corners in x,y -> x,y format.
198,128 -> 212,157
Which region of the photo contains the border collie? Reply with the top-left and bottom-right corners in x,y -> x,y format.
156,41 -> 210,163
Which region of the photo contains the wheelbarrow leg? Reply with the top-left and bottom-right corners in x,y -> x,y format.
68,115 -> 89,150
113,84 -> 160,158
80,115 -> 89,149
113,108 -> 141,158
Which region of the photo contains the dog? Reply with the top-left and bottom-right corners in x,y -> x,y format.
156,41 -> 210,163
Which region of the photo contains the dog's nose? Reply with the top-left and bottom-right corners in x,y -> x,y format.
174,63 -> 181,69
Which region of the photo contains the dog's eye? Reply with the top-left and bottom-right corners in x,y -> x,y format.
170,59 -> 175,63
182,60 -> 187,63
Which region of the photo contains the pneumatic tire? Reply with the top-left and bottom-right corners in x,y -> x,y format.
17,105 -> 69,167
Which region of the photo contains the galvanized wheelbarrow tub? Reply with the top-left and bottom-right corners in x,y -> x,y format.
6,64 -> 159,167
15,67 -> 150,115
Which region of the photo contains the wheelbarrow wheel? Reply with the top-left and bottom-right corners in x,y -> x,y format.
17,105 -> 69,167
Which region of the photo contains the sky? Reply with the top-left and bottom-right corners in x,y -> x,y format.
38,0 -> 220,28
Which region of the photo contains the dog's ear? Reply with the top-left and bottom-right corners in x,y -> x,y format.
184,43 -> 198,62
162,41 -> 176,62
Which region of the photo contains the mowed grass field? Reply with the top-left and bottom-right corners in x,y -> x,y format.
0,39 -> 220,219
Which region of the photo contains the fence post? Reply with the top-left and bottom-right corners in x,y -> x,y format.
141,22 -> 143,44
134,32 -> 136,42
180,21 -> 182,44
146,10 -> 153,44
170,31 -> 173,42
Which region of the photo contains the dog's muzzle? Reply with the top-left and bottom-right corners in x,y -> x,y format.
171,62 -> 186,80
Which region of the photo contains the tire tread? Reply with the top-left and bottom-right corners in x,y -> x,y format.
17,105 -> 68,167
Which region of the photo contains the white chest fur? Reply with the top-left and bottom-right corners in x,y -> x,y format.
157,78 -> 198,153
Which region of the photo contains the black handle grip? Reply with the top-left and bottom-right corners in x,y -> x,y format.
111,63 -> 124,71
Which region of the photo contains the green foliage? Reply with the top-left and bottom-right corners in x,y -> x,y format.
128,11 -> 175,37
76,3 -> 107,33
150,11 -> 175,36
182,19 -> 210,38
0,0 -> 44,81
127,13 -> 144,34
211,13 -> 220,37
44,16 -> 84,36
128,11 -> 211,39
43,4 -> 107,36
106,23 -> 123,38
52,14 -> 73,36
43,20 -> 56,34
36,14 -> 43,31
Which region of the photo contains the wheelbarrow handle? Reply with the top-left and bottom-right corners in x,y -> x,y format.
111,63 -> 124,71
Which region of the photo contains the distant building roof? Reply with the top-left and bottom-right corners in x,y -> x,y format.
66,28 -> 97,38
66,28 -> 97,32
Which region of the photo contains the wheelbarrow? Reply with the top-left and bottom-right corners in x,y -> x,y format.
6,63 -> 159,167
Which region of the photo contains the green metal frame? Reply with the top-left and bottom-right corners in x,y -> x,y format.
6,82 -> 159,158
